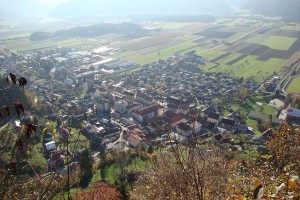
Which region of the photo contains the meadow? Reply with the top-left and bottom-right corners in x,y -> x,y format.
287,76 -> 300,94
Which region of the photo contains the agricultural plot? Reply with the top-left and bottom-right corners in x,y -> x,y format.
262,35 -> 297,51
258,38 -> 300,60
8,38 -> 95,52
118,32 -> 182,51
208,55 -> 287,83
223,19 -> 259,27
226,54 -> 248,65
211,52 -> 231,63
282,24 -> 300,31
198,50 -> 227,60
132,42 -> 199,64
221,53 -> 243,64
287,76 -> 300,94
196,30 -> 235,39
151,22 -> 194,30
227,32 -> 246,41
246,34 -> 270,44
277,29 -> 300,38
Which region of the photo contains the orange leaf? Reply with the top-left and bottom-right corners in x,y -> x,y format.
288,179 -> 298,189
252,177 -> 261,186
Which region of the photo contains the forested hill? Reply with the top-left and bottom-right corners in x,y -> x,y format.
246,0 -> 300,21
29,22 -> 150,41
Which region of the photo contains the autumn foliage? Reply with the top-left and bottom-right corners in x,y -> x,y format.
74,181 -> 121,200
131,124 -> 300,200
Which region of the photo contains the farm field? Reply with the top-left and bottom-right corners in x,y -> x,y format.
108,20 -> 300,83
287,76 -> 300,94
1,18 -> 300,83
5,38 -> 100,52
205,55 -> 287,83
132,41 -> 199,64
262,35 -> 297,51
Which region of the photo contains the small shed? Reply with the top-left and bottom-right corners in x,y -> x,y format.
45,141 -> 56,151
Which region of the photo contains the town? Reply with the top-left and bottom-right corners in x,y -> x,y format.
1,42 -> 300,183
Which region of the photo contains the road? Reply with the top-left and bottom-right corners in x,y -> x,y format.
110,119 -> 127,144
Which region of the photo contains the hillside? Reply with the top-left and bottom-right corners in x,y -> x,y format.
29,22 -> 150,41
49,0 -> 232,18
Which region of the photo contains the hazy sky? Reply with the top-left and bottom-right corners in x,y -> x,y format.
36,0 -> 70,8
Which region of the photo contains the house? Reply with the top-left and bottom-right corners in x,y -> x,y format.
207,112 -> 221,123
114,100 -> 128,113
286,107 -> 300,123
248,112 -> 282,125
162,111 -> 186,127
94,97 -> 110,112
45,141 -> 56,151
48,151 -> 65,170
106,140 -> 131,153
187,119 -> 202,134
166,96 -> 184,107
135,91 -> 155,105
202,121 -> 217,131
177,104 -> 190,115
132,104 -> 164,123
127,134 -> 142,148
176,122 -> 193,137
73,109 -> 85,122
219,117 -> 236,130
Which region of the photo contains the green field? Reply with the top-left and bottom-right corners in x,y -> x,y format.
132,42 -> 199,64
151,22 -> 194,30
205,55 -> 287,83
287,76 -> 300,93
262,35 -> 297,50
246,34 -> 297,51
8,38 -> 98,52
246,34 -> 270,44
199,50 -> 227,60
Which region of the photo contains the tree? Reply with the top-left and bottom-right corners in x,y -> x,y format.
79,149 -> 94,188
227,124 -> 300,199
74,181 -> 121,200
131,145 -> 230,199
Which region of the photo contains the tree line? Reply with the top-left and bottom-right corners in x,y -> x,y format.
30,22 -> 150,41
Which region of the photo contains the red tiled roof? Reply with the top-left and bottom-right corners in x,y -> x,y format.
136,104 -> 163,116
147,116 -> 160,124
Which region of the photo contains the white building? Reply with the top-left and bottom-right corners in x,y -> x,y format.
45,141 -> 56,151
